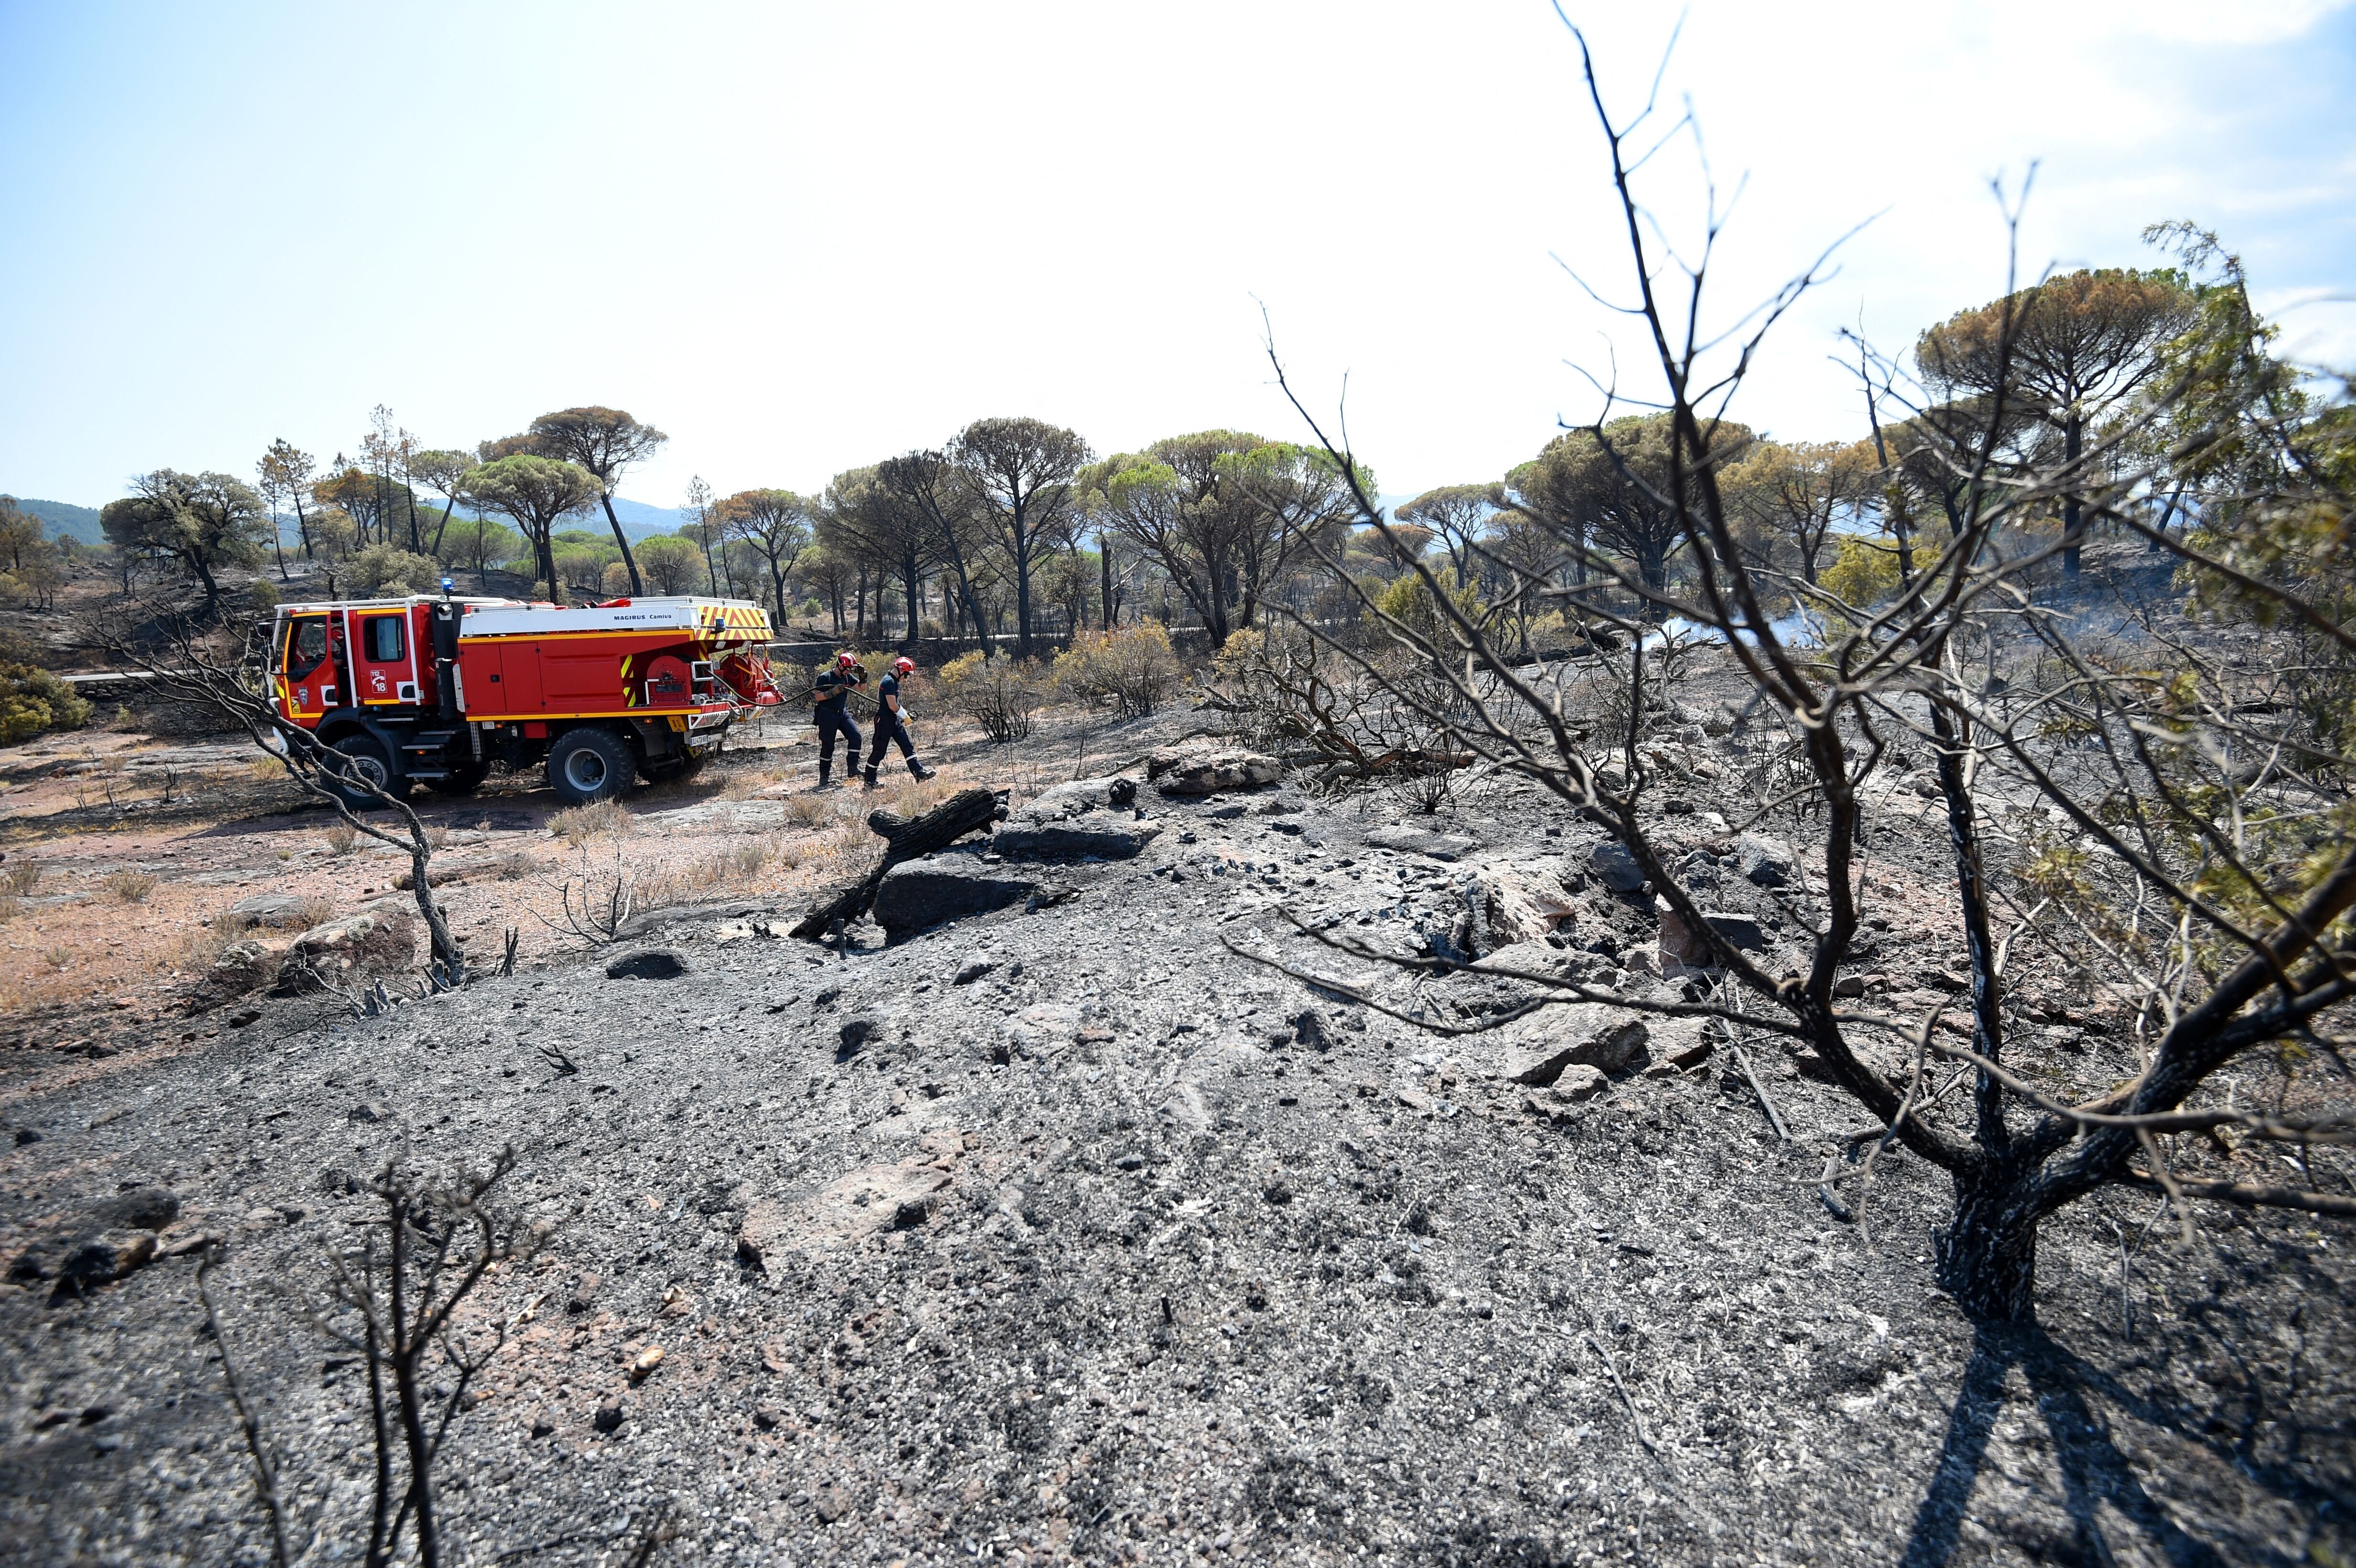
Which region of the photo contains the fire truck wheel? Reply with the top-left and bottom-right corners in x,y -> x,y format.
548,727 -> 634,806
426,761 -> 491,797
325,732 -> 404,807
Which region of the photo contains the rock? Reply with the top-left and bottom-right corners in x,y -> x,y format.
88,1186 -> 178,1232
566,1272 -> 601,1314
1287,1007 -> 1332,1051
605,947 -> 689,980
274,908 -> 416,993
995,775 -> 1163,860
1737,833 -> 1796,888
753,1404 -> 783,1432
1478,1003 -> 1650,1085
870,858 -> 1038,939
1832,974 -> 1866,998
1589,842 -> 1647,893
1483,862 -> 1580,945
1365,825 -> 1480,861
1669,1036 -> 1715,1069
1549,1064 -> 1609,1103
628,1345 -> 664,1382
228,893 -> 319,928
814,1485 -> 855,1524
194,940 -> 292,1006
952,952 -> 996,986
40,1230 -> 157,1292
1658,906 -> 1771,968
1000,1003 -> 1083,1060
593,1399 -> 624,1434
1151,748 -> 1282,796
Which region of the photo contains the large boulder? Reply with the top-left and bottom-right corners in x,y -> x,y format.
1149,747 -> 1281,796
1470,1003 -> 1650,1086
871,857 -> 1038,939
273,905 -> 416,993
995,776 -> 1164,860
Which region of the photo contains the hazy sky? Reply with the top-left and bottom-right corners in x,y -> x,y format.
3,0 -> 2351,512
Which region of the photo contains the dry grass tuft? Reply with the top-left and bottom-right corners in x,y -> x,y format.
103,870 -> 159,904
782,793 -> 835,828
0,895 -> 20,923
2,859 -> 41,895
42,945 -> 73,970
492,851 -> 535,881
549,799 -> 631,845
326,822 -> 358,855
424,824 -> 451,849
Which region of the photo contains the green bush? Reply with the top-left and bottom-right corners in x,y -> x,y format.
1051,622 -> 1181,719
0,663 -> 93,746
343,543 -> 444,597
934,651 -> 1041,743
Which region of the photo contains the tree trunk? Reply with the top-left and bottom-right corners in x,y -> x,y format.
292,495 -> 314,561
2062,414 -> 2085,577
1932,1162 -> 2041,1322
789,786 -> 1007,938
1011,501 -> 1034,661
600,493 -> 645,596
1100,534 -> 1115,628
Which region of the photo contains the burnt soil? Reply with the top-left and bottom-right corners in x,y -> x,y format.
1,695 -> 2350,1567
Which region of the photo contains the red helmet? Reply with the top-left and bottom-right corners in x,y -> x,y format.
836,651 -> 855,668
893,657 -> 915,675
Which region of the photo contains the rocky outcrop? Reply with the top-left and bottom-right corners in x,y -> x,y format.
995,776 -> 1164,860
272,905 -> 417,994
870,856 -> 1039,939
7,1186 -> 180,1293
1149,746 -> 1281,796
1469,1003 -> 1650,1085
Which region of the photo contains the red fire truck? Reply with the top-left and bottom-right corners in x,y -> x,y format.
267,593 -> 786,805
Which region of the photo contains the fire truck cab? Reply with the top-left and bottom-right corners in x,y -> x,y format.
267,593 -> 785,805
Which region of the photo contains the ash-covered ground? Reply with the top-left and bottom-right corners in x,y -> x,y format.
3,702 -> 2350,1567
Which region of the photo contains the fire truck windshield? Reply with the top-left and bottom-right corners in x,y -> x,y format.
284,615 -> 328,675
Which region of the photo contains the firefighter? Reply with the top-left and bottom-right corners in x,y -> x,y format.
864,655 -> 936,787
811,651 -> 865,790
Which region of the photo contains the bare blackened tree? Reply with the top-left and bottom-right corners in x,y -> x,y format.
196,1149 -> 543,1568
1239,27 -> 2355,1321
92,608 -> 468,986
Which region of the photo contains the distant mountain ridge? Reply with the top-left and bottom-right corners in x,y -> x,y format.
1,491 -> 688,547
8,496 -> 103,544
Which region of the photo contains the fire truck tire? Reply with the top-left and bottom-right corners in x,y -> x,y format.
325,732 -> 404,808
426,760 -> 491,797
548,727 -> 634,806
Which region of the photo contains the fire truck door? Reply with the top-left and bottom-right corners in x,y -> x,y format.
355,612 -> 415,706
280,613 -> 331,721
491,645 -> 544,711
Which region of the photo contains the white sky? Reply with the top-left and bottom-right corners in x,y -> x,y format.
3,0 -> 2350,511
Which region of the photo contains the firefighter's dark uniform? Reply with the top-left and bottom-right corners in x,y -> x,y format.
812,665 -> 862,788
863,670 -> 930,785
